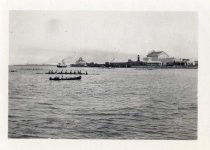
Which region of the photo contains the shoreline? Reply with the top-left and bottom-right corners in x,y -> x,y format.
9,65 -> 198,69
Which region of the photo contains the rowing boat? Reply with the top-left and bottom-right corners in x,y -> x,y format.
49,76 -> 81,80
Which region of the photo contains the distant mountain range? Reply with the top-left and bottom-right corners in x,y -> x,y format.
26,50 -> 140,65
10,48 -> 197,65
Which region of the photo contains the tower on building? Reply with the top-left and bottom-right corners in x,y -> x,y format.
137,55 -> 140,62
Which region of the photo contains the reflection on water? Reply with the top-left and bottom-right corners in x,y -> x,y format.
9,66 -> 197,139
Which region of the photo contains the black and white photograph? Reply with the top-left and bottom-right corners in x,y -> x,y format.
2,0 -> 210,149
8,11 -> 198,140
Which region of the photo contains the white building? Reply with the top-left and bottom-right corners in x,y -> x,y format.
146,50 -> 169,61
143,50 -> 169,65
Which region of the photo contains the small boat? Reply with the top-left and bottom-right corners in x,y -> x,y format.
10,70 -> 17,72
57,59 -> 67,68
49,76 -> 81,81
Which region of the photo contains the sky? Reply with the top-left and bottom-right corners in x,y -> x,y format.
9,11 -> 198,64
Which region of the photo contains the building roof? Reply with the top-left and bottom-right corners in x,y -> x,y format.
147,51 -> 168,57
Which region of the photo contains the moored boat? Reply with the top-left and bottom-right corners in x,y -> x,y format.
57,59 -> 67,68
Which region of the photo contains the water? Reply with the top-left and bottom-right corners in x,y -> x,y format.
8,66 -> 197,139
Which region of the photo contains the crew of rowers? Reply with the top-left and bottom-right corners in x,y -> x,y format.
47,70 -> 88,75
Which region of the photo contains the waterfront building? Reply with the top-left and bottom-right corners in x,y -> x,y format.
142,50 -> 170,66
142,50 -> 195,67
146,60 -> 162,66
186,59 -> 198,66
146,50 -> 169,61
142,51 -> 163,66
161,57 -> 176,66
161,57 -> 197,67
104,54 -> 144,68
195,61 -> 198,66
86,62 -> 105,67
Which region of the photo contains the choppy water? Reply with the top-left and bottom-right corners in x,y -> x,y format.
8,66 -> 197,139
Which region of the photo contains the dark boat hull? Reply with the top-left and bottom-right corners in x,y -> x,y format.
57,65 -> 67,68
49,76 -> 81,81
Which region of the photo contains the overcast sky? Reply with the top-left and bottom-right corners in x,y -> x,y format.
9,11 -> 198,64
